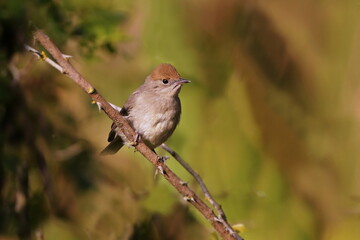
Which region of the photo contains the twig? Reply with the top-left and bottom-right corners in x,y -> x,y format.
161,143 -> 238,236
27,30 -> 243,240
25,45 -> 65,73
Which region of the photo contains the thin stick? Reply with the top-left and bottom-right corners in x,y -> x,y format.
27,30 -> 243,240
161,143 -> 236,235
25,45 -> 65,73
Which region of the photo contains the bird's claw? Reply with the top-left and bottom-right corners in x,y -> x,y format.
157,155 -> 169,163
130,133 -> 140,146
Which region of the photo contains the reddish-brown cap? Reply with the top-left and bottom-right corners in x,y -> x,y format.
149,63 -> 181,80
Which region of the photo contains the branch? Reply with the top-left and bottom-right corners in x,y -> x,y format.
28,30 -> 243,240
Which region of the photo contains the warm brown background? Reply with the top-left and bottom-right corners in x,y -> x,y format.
1,0 -> 360,239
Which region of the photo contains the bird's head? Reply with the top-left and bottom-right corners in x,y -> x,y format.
145,63 -> 190,96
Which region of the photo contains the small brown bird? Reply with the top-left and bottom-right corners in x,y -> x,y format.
101,63 -> 190,155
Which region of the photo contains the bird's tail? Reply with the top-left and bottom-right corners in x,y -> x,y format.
100,136 -> 124,155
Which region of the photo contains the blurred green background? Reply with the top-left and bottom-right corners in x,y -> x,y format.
1,0 -> 360,239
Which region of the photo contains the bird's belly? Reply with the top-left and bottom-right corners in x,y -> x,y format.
131,111 -> 179,148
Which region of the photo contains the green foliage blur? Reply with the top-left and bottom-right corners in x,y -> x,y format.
1,0 -> 360,239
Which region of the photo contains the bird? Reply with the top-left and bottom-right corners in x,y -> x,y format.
101,63 -> 190,155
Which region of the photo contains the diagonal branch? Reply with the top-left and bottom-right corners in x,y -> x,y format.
28,30 -> 243,240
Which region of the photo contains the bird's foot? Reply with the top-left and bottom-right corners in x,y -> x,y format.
130,133 -> 140,146
154,156 -> 169,178
157,155 -> 169,163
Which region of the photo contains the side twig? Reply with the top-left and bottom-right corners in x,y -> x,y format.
27,30 -> 243,240
161,143 -> 237,236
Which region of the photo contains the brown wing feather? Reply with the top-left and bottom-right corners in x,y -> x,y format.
100,136 -> 124,155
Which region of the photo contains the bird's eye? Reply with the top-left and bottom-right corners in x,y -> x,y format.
162,79 -> 169,84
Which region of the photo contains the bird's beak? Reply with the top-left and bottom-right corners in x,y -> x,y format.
176,78 -> 191,84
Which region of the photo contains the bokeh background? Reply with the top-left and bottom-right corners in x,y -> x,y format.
1,0 -> 360,239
